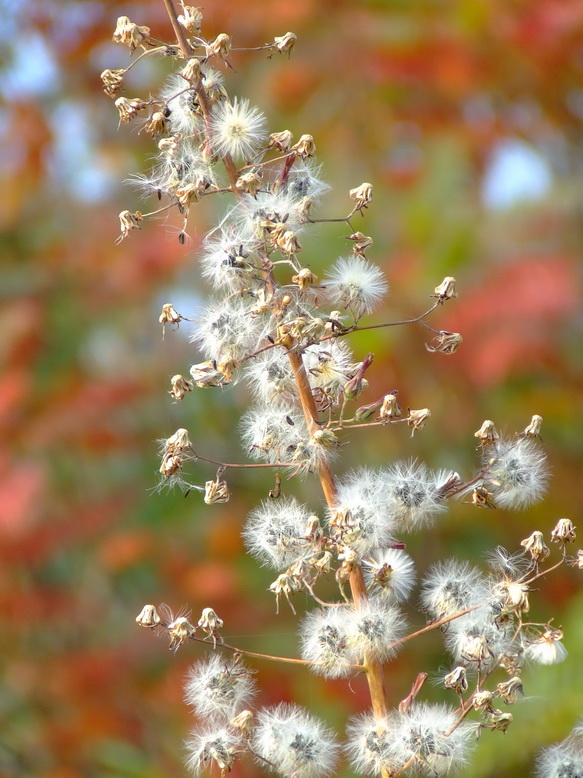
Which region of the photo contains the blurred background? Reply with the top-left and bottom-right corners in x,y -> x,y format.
2,0 -> 583,776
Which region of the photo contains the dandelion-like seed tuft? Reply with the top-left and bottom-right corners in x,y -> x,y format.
210,98 -> 268,161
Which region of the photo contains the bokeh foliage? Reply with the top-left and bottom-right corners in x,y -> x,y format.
1,1 -> 583,776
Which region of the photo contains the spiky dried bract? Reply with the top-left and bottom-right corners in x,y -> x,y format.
363,548 -> 416,603
243,497 -> 322,570
300,606 -> 355,678
252,703 -> 339,778
185,726 -> 244,775
184,655 -> 256,721
482,437 -> 548,509
420,559 -> 488,621
382,461 -> 448,532
325,257 -> 388,320
346,600 -> 406,662
536,723 -> 583,778
328,468 -> 397,557
210,98 -> 267,161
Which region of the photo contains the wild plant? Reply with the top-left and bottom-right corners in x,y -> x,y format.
106,4 -> 581,776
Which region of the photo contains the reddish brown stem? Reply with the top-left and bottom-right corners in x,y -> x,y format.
286,347 -> 388,719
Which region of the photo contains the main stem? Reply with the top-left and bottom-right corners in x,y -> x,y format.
287,349 -> 389,719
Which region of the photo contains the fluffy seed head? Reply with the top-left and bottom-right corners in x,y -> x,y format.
252,703 -> 339,778
327,468 -> 397,557
210,98 -> 267,161
345,600 -> 406,663
300,606 -> 356,678
363,548 -> 416,603
420,559 -> 488,621
325,257 -> 388,320
483,437 -> 548,509
184,655 -> 256,721
536,723 -> 583,778
243,497 -> 322,570
345,713 -> 402,776
381,461 -> 448,532
185,726 -> 244,775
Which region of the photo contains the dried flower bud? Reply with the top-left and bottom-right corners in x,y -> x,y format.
159,302 -> 182,333
522,414 -> 543,438
498,581 -> 530,613
473,690 -> 495,712
115,96 -> 148,124
268,130 -> 294,151
573,549 -> 583,569
349,182 -> 373,211
143,110 -> 168,137
474,419 -> 499,446
230,710 -> 254,737
425,331 -> 463,355
354,398 -> 384,422
190,360 -> 228,388
272,32 -> 297,55
168,616 -> 196,650
433,276 -> 458,301
169,374 -> 193,401
297,196 -> 314,222
487,710 -> 513,733
379,393 -> 402,421
464,635 -> 494,666
176,182 -> 203,209
275,229 -> 302,255
178,6 -> 203,34
407,408 -> 431,435
520,530 -> 549,563
198,608 -> 224,646
180,57 -> 202,84
270,573 -> 301,613
101,68 -> 124,98
112,16 -> 150,52
551,518 -> 576,544
159,453 -> 182,478
347,231 -> 373,256
166,428 -> 192,453
117,210 -> 142,242
292,134 -> 316,158
236,169 -> 263,196
471,485 -> 496,509
443,666 -> 468,694
342,353 -> 374,401
158,133 -> 182,159
312,551 -> 332,574
496,677 -> 524,705
292,267 -> 318,290
136,604 -> 161,628
209,33 -> 231,58
204,477 -> 230,504
312,429 -> 339,448
325,311 -> 345,335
